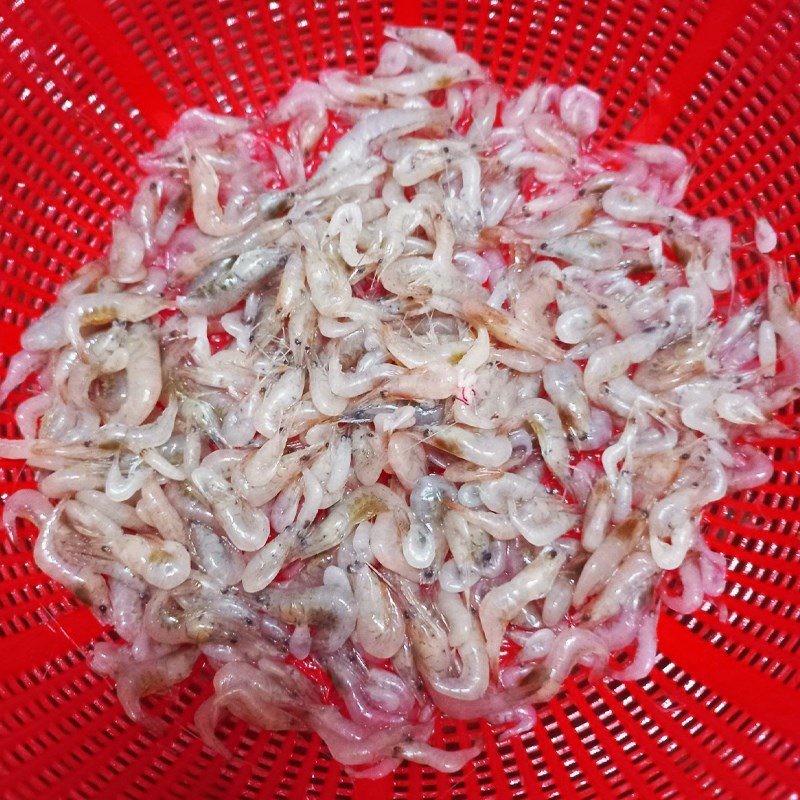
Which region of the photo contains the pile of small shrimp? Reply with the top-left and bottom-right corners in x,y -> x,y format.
1,26 -> 793,777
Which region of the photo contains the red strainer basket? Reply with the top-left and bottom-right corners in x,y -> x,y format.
1,1 -> 799,798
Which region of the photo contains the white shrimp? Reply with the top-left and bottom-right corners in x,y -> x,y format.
527,399 -> 571,486
479,548 -> 566,673
431,589 -> 489,701
113,535 -> 191,590
191,466 -> 270,552
584,329 -> 665,400
350,562 -> 406,660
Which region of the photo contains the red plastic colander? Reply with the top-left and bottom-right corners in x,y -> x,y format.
1,1 -> 799,798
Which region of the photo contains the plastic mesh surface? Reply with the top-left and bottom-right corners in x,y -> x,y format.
1,1 -> 799,798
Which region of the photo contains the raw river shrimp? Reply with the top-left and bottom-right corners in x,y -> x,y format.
0,25 -> 793,776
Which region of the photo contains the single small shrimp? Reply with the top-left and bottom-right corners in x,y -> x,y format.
256,583 -> 357,653
107,324 -> 163,427
584,328 -> 666,400
19,306 -> 69,352
101,646 -> 197,725
462,300 -> 563,360
187,149 -> 253,237
559,84 -> 600,138
479,548 -> 566,674
64,498 -> 124,540
403,475 -> 455,573
192,466 -> 270,552
33,505 -> 111,621
179,248 -> 290,317
380,256 -> 488,304
303,243 -> 354,317
581,476 -> 612,552
41,462 -> 106,498
386,430 -> 426,490
296,484 -> 398,560
113,535 -> 191,590
648,459 -> 726,570
254,367 -> 305,437
309,355 -> 349,417
351,426 -> 389,486
508,494 -> 579,547
0,350 -> 47,406
431,589 -> 489,701
633,334 -> 711,393
527,398 -> 571,486
573,511 -> 647,606
189,523 -> 245,586
328,349 -> 401,399
136,475 -> 188,544
426,425 -> 513,468
350,562 -> 406,659
442,509 -> 503,583
370,510 -> 420,582
444,500 -> 517,540
109,218 -> 146,283
275,252 -> 306,319
754,216 -> 778,254
589,551 -> 659,622
3,489 -> 54,545
382,363 -> 463,400
106,454 -> 152,502
241,528 -> 297,592
542,360 -> 591,441
64,293 -> 166,350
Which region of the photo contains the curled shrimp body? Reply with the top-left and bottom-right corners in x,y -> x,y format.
256,583 -> 357,653
189,523 -> 245,586
108,324 -> 163,427
403,475 -> 455,572
256,367 -> 305,437
649,458 -> 726,570
33,506 -> 111,622
113,535 -> 191,590
370,510 -> 420,582
432,588 -> 489,701
64,293 -> 165,350
479,548 -> 566,674
350,562 -> 406,659
188,149 -> 252,237
3,489 -> 54,545
298,484 -> 397,560
192,466 -> 270,552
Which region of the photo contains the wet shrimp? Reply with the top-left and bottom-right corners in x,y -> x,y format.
3,26 -> 795,774
479,548 -> 566,674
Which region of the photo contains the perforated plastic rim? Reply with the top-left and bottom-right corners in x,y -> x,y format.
0,1 -> 798,798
